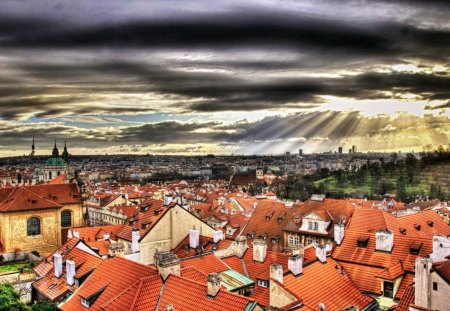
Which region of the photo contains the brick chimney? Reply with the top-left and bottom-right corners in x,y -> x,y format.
288,255 -> 303,276
189,228 -> 200,248
375,229 -> 394,252
207,273 -> 221,298
253,238 -> 267,263
155,251 -> 180,281
334,223 -> 345,245
213,230 -> 223,244
235,236 -> 248,258
66,258 -> 76,286
131,228 -> 140,253
270,264 -> 283,284
315,244 -> 326,263
54,253 -> 63,278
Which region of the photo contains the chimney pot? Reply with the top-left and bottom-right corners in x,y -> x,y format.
213,230 -> 223,244
315,244 -> 327,263
66,259 -> 76,286
189,228 -> 200,248
253,238 -> 267,263
288,255 -> 303,276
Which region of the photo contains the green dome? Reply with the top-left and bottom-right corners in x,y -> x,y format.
45,157 -> 67,166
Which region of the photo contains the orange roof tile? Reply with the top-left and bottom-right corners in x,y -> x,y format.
180,253 -> 229,275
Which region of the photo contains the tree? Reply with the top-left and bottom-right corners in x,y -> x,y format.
0,284 -> 30,311
396,176 -> 408,203
31,300 -> 57,311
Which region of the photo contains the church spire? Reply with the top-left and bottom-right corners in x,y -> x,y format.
62,140 -> 69,162
52,140 -> 59,157
30,136 -> 35,156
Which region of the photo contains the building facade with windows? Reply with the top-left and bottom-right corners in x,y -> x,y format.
0,183 -> 84,256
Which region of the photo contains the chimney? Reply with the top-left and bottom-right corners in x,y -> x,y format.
165,305 -> 174,311
291,244 -> 304,256
73,230 -> 80,238
253,238 -> 267,263
315,244 -> 326,263
319,303 -> 326,311
131,228 -> 140,253
235,236 -> 248,258
213,230 -> 223,244
103,232 -> 110,240
189,228 -> 200,249
334,223 -> 345,245
414,258 -> 432,309
375,229 -> 394,252
288,255 -> 303,276
155,251 -> 180,281
325,241 -> 333,253
164,194 -> 173,206
66,259 -> 76,286
54,253 -> 63,278
67,229 -> 73,239
270,264 -> 283,284
207,273 -> 221,298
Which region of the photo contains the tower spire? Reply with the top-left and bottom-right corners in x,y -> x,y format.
30,136 -> 35,156
62,140 -> 69,162
52,140 -> 59,157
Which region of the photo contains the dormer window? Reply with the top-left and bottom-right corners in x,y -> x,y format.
414,224 -> 421,231
427,221 -> 433,227
265,211 -> 274,220
357,236 -> 370,248
246,231 -> 255,239
81,297 -> 90,308
399,228 -> 407,235
141,222 -> 151,230
271,236 -> 281,244
410,242 -> 422,255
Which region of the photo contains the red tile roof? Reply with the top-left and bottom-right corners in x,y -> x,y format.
60,257 -> 157,311
34,238 -> 80,277
0,187 -> 62,212
172,234 -> 233,259
180,253 -> 229,276
283,258 -> 374,311
157,274 -> 256,311
395,284 -> 415,311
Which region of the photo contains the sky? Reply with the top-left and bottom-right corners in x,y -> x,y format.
0,0 -> 449,157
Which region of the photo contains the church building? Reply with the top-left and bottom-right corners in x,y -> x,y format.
43,141 -> 70,182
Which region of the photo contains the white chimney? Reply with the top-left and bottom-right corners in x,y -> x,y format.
235,236 -> 248,258
207,273 -> 221,297
270,264 -> 283,284
325,241 -> 333,253
67,229 -> 73,239
375,229 -> 394,252
291,244 -> 304,256
315,244 -> 326,263
73,230 -> 80,238
164,194 -> 173,206
288,255 -> 303,276
213,230 -> 223,244
131,228 -> 140,253
54,253 -> 63,278
189,228 -> 200,249
66,259 -> 76,286
103,232 -> 110,240
253,239 -> 267,263
334,223 -> 345,245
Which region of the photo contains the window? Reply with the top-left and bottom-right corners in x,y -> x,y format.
308,221 -> 313,230
61,210 -> 72,227
433,282 -> 438,291
27,217 -> 41,236
81,298 -> 90,308
258,280 -> 268,288
383,281 -> 394,298
288,235 -> 300,245
313,222 -> 319,231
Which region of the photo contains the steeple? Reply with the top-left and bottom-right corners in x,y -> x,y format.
52,140 -> 59,157
62,141 -> 69,162
30,136 -> 35,156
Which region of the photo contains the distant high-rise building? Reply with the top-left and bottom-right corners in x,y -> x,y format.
352,145 -> 357,154
338,147 -> 343,154
285,151 -> 291,158
299,149 -> 303,156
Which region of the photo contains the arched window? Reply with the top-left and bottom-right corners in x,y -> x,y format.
61,210 -> 72,227
27,217 -> 41,236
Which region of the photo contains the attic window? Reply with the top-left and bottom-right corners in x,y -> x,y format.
357,236 -> 370,248
410,242 -> 422,255
271,236 -> 281,244
140,205 -> 150,213
154,209 -> 162,215
293,216 -> 301,224
80,286 -> 107,308
31,199 -> 37,204
265,211 -> 274,220
414,224 -> 421,231
128,219 -> 137,226
427,221 -> 433,227
258,233 -> 268,240
246,232 -> 255,239
277,213 -> 286,222
141,222 -> 151,230
399,228 -> 407,235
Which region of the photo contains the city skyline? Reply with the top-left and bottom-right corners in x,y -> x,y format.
0,0 -> 449,157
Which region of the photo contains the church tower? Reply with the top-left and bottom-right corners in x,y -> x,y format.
30,136 -> 35,156
43,141 -> 68,181
62,141 -> 69,162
